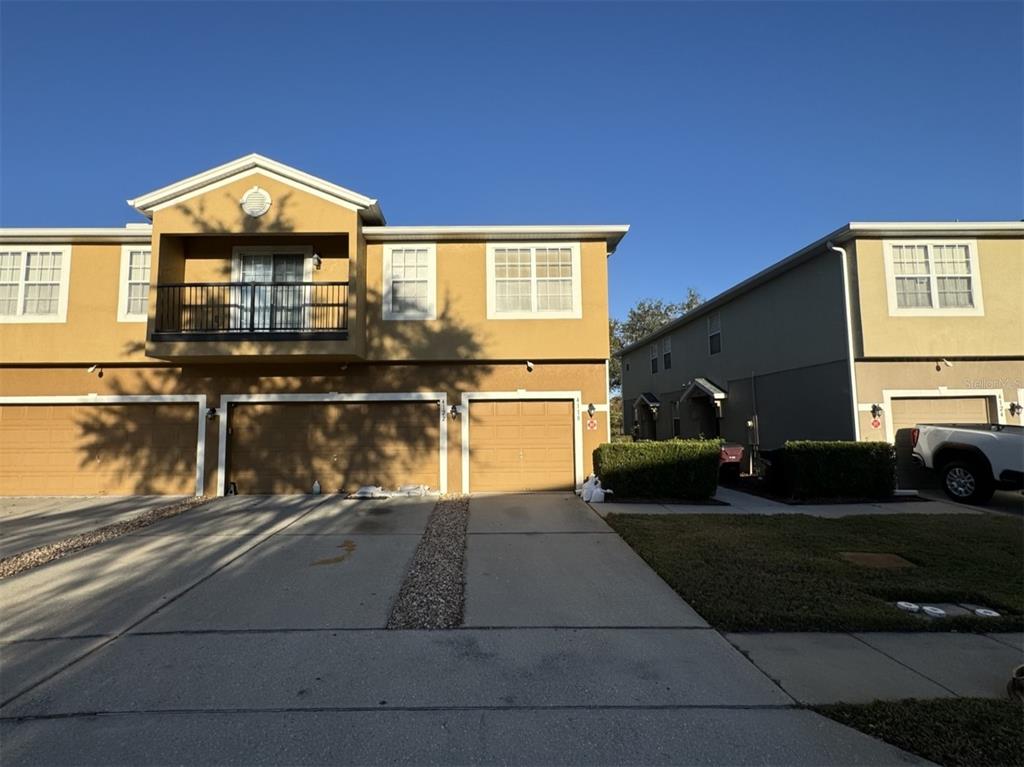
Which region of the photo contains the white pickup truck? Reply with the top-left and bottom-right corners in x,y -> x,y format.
911,423 -> 1024,504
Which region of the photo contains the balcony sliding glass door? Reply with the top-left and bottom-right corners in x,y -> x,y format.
236,253 -> 306,331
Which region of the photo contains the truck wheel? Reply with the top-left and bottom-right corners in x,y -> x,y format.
940,460 -> 995,505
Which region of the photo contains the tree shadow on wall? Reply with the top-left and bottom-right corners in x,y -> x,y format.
79,287 -> 491,495
175,191 -> 298,236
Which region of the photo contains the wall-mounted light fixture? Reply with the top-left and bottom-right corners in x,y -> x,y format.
312,253 -> 323,270
87,364 -> 103,378
935,358 -> 953,371
206,407 -> 218,420
525,361 -> 535,373
587,403 -> 596,418
870,404 -> 884,419
1009,402 -> 1023,417
449,404 -> 465,420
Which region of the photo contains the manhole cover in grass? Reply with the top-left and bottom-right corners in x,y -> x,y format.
839,552 -> 915,569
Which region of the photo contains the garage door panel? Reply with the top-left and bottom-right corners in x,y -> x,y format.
228,402 -> 440,495
0,404 -> 198,496
469,400 -> 574,492
891,397 -> 992,434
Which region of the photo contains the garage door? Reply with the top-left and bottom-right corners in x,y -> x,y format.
227,401 -> 440,494
0,404 -> 198,495
890,397 -> 993,434
468,400 -> 575,492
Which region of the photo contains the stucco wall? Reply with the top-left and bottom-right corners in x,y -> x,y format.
852,236 -> 1024,358
0,243 -> 152,364
363,240 -> 609,361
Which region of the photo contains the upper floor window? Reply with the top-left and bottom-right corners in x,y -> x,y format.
650,343 -> 659,374
708,311 -> 722,355
118,246 -> 151,322
883,240 -> 983,316
662,336 -> 672,369
383,244 -> 436,320
486,243 -> 582,319
0,245 -> 71,324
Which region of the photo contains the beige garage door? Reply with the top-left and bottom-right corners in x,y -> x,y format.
0,404 -> 198,496
468,400 -> 575,492
890,397 -> 993,434
228,401 -> 440,494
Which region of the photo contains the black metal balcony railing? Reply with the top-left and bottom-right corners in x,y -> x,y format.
153,282 -> 349,341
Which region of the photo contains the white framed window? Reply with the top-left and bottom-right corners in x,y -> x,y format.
118,246 -> 152,322
883,240 -> 984,316
662,336 -> 672,369
0,245 -> 72,324
383,243 -> 436,320
708,311 -> 722,355
485,243 -> 582,319
650,343 -> 659,374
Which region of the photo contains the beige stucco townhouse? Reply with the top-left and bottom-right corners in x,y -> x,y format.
0,154 -> 627,496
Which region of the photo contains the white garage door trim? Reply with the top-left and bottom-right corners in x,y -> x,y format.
217,392 -> 448,496
881,387 -> 1005,443
0,394 -> 208,496
460,390 -> 583,494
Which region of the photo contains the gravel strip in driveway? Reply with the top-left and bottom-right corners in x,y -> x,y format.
0,496 -> 209,579
386,496 -> 468,629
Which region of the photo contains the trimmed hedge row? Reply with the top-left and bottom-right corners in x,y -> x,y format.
766,441 -> 896,500
593,439 -> 720,500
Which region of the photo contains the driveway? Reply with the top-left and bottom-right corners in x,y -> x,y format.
0,496 -> 183,559
0,493 -> 925,765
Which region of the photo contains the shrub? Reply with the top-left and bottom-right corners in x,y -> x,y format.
770,441 -> 896,500
593,439 -> 720,500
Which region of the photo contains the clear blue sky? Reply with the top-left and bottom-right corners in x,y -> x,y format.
2,2 -> 1020,318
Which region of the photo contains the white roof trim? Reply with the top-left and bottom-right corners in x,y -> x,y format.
848,221 -> 1024,235
0,226 -> 153,244
126,153 -> 384,223
363,225 -> 629,253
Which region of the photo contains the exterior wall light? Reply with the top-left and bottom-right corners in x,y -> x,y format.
587,403 -> 596,417
1009,402 -> 1023,417
206,407 -> 218,420
870,404 -> 884,419
312,253 -> 323,270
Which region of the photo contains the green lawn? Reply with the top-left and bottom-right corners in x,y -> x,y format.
606,513 -> 1023,632
814,698 -> 1024,767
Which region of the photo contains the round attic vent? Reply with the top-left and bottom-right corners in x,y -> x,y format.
240,186 -> 272,217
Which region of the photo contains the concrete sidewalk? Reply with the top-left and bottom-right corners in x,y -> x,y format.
727,631 -> 1024,704
594,485 -> 986,518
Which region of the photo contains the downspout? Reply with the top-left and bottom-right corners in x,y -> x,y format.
828,241 -> 861,441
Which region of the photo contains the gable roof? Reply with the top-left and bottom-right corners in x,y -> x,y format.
618,220 -> 1023,357
126,153 -> 385,224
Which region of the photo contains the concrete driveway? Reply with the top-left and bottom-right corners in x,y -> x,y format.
0,493 -> 926,765
0,496 -> 183,559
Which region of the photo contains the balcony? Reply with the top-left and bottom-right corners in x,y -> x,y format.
152,282 -> 349,341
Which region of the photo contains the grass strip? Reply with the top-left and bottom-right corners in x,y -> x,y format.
606,512 -> 1023,632
814,698 -> 1024,767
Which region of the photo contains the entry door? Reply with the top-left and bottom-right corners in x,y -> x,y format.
238,254 -> 305,330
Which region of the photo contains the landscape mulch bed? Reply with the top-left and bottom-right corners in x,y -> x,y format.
814,698 -> 1024,767
386,495 -> 469,630
606,512 -> 1023,632
0,496 -> 210,579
